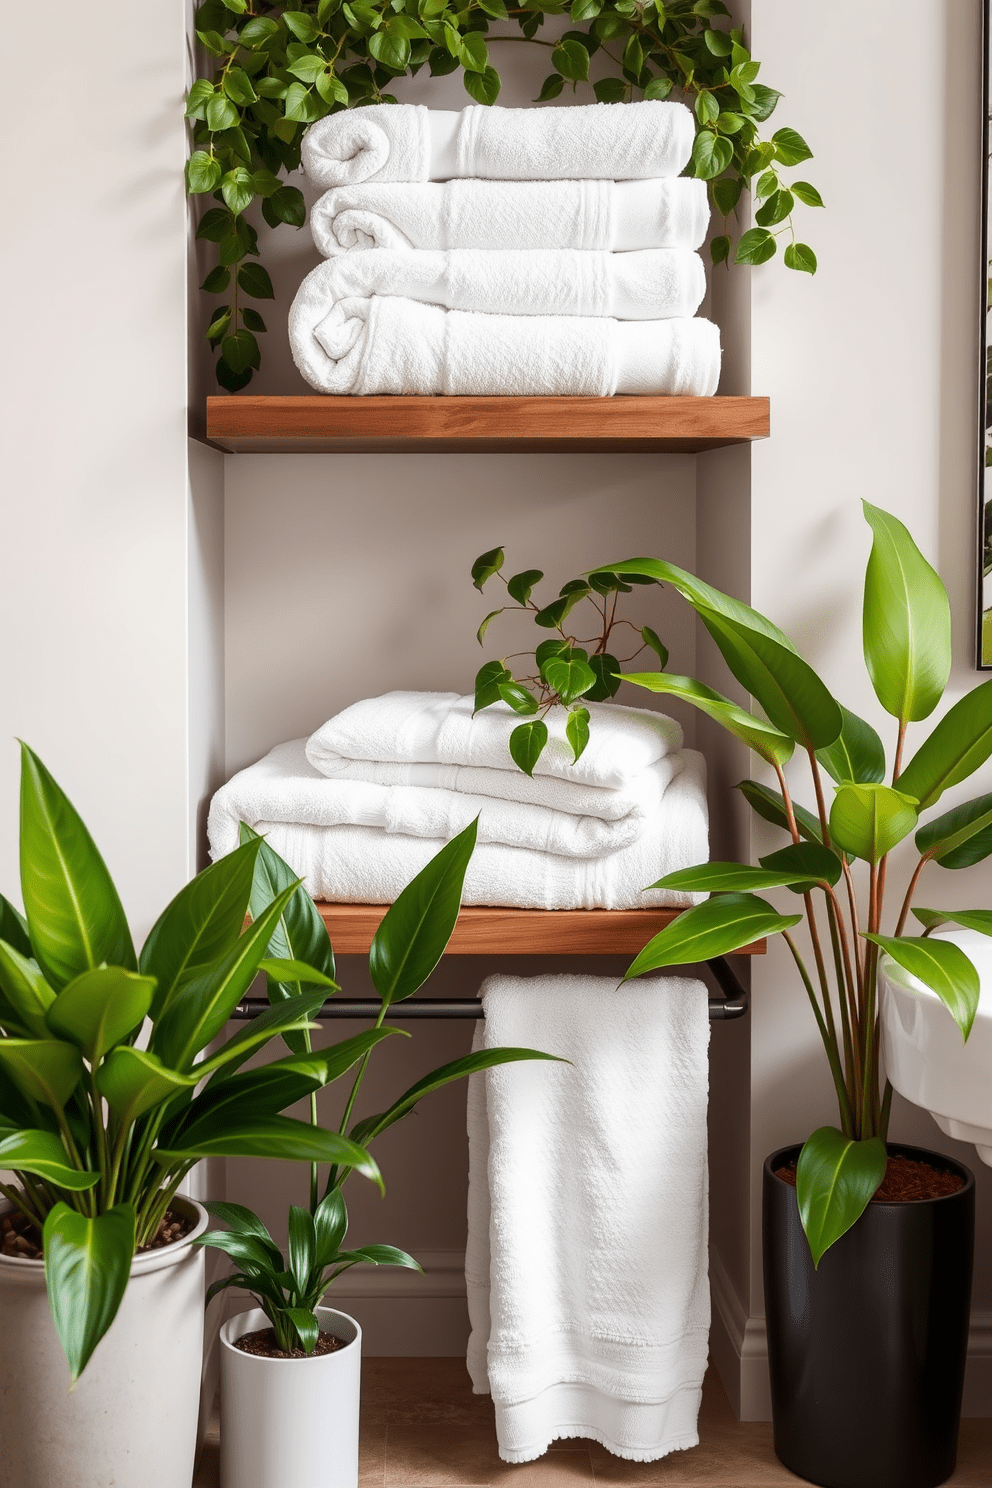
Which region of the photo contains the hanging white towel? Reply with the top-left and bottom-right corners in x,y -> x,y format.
306,692 -> 683,795
289,285 -> 721,397
206,741 -> 708,911
290,248 -> 706,324
301,101 -> 695,188
466,974 -> 710,1463
310,178 -> 710,256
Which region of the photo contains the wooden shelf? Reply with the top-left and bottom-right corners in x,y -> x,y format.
316,903 -> 765,956
206,395 -> 769,454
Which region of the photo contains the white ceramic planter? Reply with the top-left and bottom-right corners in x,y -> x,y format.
0,1194 -> 208,1488
220,1305 -> 362,1488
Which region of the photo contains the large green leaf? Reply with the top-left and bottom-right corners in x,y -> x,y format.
829,783 -> 918,862
815,704 -> 885,785
313,1189 -> 348,1268
287,1204 -> 316,1294
0,940 -> 55,1037
154,1114 -> 383,1187
862,502 -> 951,724
758,842 -> 843,888
369,819 -> 477,1006
621,672 -> 794,767
0,894 -> 32,957
0,1038 -> 83,1110
647,862 -> 822,894
599,558 -> 797,650
192,991 -> 328,1081
350,1047 -> 563,1146
203,1200 -> 282,1262
624,893 -> 802,980
95,1047 -> 198,1125
915,793 -> 992,868
913,908 -> 992,937
0,1130 -> 100,1191
46,967 -> 155,1065
140,837 -> 263,1018
868,933 -> 980,1040
332,1244 -> 422,1274
895,681 -> 992,809
796,1127 -> 887,1267
735,780 -> 824,843
44,1202 -> 136,1380
695,606 -> 842,752
18,743 -> 136,988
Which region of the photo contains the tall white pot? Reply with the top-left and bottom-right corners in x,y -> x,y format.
0,1195 -> 208,1488
220,1305 -> 362,1488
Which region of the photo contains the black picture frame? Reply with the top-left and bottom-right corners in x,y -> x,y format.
978,0 -> 991,666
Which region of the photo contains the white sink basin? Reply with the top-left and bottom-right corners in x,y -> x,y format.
879,928 -> 992,1166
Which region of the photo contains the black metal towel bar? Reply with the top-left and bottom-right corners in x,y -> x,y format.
232,955 -> 748,1023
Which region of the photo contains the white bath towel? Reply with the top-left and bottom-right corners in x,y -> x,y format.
306,692 -> 683,794
207,741 -> 708,911
310,178 -> 710,256
289,283 -> 722,397
290,248 -> 706,324
301,102 -> 695,188
466,974 -> 710,1462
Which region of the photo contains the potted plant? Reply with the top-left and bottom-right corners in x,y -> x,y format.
196,822 -> 558,1488
0,744 -> 390,1488
470,503 -> 987,1488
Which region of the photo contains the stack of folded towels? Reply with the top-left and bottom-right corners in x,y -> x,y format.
207,691 -> 708,910
288,100 -> 721,397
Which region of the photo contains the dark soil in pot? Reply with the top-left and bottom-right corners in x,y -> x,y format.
0,1206 -> 195,1262
233,1327 -> 347,1360
763,1143 -> 975,1488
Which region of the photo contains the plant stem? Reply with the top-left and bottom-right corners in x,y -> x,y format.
783,932 -> 853,1136
806,750 -> 832,846
894,854 -> 930,938
773,763 -> 801,844
0,1180 -> 43,1229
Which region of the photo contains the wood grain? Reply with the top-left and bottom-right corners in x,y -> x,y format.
316,903 -> 765,956
206,395 -> 770,454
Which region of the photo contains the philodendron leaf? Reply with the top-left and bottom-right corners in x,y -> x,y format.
648,862 -> 821,894
45,967 -> 155,1065
510,720 -> 549,777
566,708 -> 590,763
624,894 -> 802,979
796,1127 -> 887,1268
0,1039 -> 84,1110
543,656 -> 595,706
641,627 -> 669,668
735,780 -> 824,843
759,841 -> 843,888
0,940 -> 55,1037
586,654 -> 621,702
44,1202 -> 136,1381
915,793 -> 992,868
815,704 -> 885,785
95,1048 -> 198,1125
867,933 -> 980,1040
862,501 -> 951,724
829,783 -> 918,862
506,569 -> 543,605
498,681 -> 539,715
471,546 -> 504,590
474,660 -> 511,712
913,908 -> 992,937
622,672 -> 794,768
896,680 -> 992,809
18,743 -> 136,989
369,819 -> 477,1006
0,1130 -> 99,1191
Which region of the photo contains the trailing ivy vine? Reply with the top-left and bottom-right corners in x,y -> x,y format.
187,0 -> 820,390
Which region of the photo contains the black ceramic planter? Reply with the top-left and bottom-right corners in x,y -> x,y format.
763,1143 -> 975,1488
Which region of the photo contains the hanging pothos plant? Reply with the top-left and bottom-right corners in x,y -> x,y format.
187,0 -> 820,390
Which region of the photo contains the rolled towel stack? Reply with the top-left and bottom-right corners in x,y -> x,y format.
289,102 -> 721,397
207,691 -> 709,911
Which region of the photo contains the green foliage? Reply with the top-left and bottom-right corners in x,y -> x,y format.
796,1128 -> 887,1269
188,4 -> 818,387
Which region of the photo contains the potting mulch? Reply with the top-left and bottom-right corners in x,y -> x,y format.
233,1327 -> 346,1360
775,1153 -> 965,1202
1,1207 -> 195,1262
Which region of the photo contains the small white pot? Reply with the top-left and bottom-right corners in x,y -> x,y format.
220,1305 -> 362,1488
0,1195 -> 208,1488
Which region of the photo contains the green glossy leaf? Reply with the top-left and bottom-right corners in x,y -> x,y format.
0,941 -> 55,1037
204,1200 -> 281,1256
772,126 -> 813,166
195,1228 -> 282,1271
0,895 -> 31,958
710,234 -> 731,266
712,177 -> 741,217
692,130 -> 733,180
313,1188 -> 348,1268
784,243 -> 817,274
471,546 -> 504,590
369,819 -> 477,1006
624,893 -> 801,978
286,1308 -> 321,1352
474,660 -> 511,713
734,227 -> 776,265
896,680 -> 992,809
586,654 -> 621,702
498,681 -> 539,715
288,1204 -> 316,1294
829,783 -> 918,863
755,188 -> 794,227
193,990 -> 327,1081
552,38 -> 589,80
648,862 -> 821,894
543,656 -> 595,706
238,262 -> 275,299
262,185 -> 307,228
335,1243 -> 422,1270
242,824 -> 337,992
464,65 -> 501,105
862,501 -> 951,724
815,704 -> 885,785
915,792 -> 992,868
221,329 -> 260,375
283,9 -> 321,41
913,908 -> 992,937
536,73 -> 566,102
476,609 -> 504,645
758,841 -> 842,887
796,1128 -> 886,1267
206,93 -> 240,131
566,708 -> 590,764
156,1115 -> 383,1186
45,967 -> 154,1065
792,180 -> 824,207
507,569 -> 543,605
640,627 -> 668,668
0,1130 -> 99,1191
509,720 -> 549,777
0,1039 -> 83,1110
867,933 -> 980,1040
187,150 -> 222,193
735,780 -> 823,844
19,743 -> 136,989
44,1202 -> 136,1380
534,588 -> 589,630
350,1046 -> 562,1145
257,958 -> 338,989
599,559 -> 796,650
621,672 -> 794,768
95,1047 -> 197,1125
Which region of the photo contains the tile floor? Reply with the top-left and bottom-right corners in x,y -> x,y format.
193,1357 -> 992,1487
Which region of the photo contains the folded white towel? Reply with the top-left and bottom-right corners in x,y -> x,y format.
466,974 -> 710,1462
310,178 -> 710,256
207,741 -> 708,911
301,102 -> 695,188
289,247 -> 706,326
289,283 -> 722,396
306,692 -> 683,793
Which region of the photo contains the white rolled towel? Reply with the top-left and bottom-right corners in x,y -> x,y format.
289,286 -> 721,397
310,178 -> 710,256
291,248 -> 706,326
301,101 -> 694,188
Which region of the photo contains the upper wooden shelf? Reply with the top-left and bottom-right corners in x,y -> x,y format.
206,395 -> 770,454
316,903 -> 765,956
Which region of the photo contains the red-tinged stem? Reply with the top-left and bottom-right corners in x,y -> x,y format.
773,763 -> 802,845
894,855 -> 930,938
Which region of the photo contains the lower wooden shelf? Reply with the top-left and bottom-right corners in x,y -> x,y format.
316,903 -> 765,956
